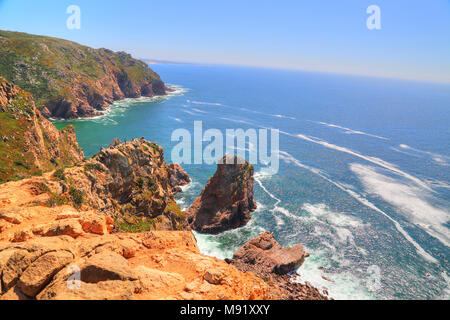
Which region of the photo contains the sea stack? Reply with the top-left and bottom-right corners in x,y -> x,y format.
186,155 -> 257,234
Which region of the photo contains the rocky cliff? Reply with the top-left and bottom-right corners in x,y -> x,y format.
0,230 -> 280,300
187,156 -> 257,234
0,77 -> 325,300
0,31 -> 167,119
0,137 -> 189,236
0,77 -> 84,184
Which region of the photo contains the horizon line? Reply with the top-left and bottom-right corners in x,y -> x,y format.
142,58 -> 450,86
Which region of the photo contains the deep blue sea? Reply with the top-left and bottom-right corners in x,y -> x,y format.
54,64 -> 450,300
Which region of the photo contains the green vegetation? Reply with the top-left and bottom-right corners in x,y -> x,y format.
116,217 -> 157,233
84,163 -> 96,172
136,177 -> 144,189
0,77 -> 82,184
0,30 -> 163,115
145,142 -> 160,153
164,200 -> 185,220
45,192 -> 68,208
52,168 -> 66,181
69,187 -> 84,208
147,177 -> 157,193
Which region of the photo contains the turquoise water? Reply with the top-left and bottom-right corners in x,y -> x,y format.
54,64 -> 450,300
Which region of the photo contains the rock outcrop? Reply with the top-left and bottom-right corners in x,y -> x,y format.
227,231 -> 308,275
0,77 -> 84,183
226,232 -> 328,300
0,230 -> 279,300
0,30 -> 167,119
0,138 -> 189,236
187,156 -> 257,234
168,163 -> 191,194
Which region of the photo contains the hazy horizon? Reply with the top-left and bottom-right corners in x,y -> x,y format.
1,0 -> 449,83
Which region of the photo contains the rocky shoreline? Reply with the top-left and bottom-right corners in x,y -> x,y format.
0,48 -> 328,300
0,30 -> 168,119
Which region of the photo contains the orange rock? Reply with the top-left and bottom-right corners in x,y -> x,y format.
79,214 -> 107,235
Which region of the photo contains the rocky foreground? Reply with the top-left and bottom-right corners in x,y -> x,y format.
0,78 -> 327,300
0,230 -> 280,300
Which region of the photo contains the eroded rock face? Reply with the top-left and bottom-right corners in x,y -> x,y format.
0,77 -> 84,183
226,232 -> 328,300
186,156 -> 257,234
168,163 -> 191,194
0,138 -> 189,235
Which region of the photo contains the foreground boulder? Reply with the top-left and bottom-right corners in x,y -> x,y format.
228,231 -> 308,275
226,232 -> 328,300
187,156 -> 257,234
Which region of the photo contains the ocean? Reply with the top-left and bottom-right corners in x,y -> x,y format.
53,64 -> 450,300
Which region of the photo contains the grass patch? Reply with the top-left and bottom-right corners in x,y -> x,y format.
52,168 -> 66,181
116,218 -> 156,233
69,186 -> 84,208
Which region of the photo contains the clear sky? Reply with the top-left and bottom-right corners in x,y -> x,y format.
0,0 -> 449,83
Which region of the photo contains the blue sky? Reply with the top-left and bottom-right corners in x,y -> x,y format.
0,0 -> 449,83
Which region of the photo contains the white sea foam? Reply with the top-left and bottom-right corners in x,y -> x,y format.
272,114 -> 296,120
193,208 -> 266,260
291,133 -> 433,191
293,253 -> 375,300
187,100 -> 223,106
350,163 -> 450,248
220,117 -> 254,126
166,84 -> 189,96
437,272 -> 450,300
279,151 -> 438,263
191,108 -> 207,114
312,121 -> 389,140
397,144 -> 450,166
169,117 -> 183,123
254,170 -> 300,223
181,109 -> 198,116
302,203 -> 365,229
53,84 -> 188,123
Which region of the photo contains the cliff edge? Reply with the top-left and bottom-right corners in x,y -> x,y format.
0,77 -> 84,183
0,30 -> 167,119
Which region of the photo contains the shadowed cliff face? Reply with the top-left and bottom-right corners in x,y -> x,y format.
0,30 -> 166,119
0,77 -> 84,183
186,156 -> 257,234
